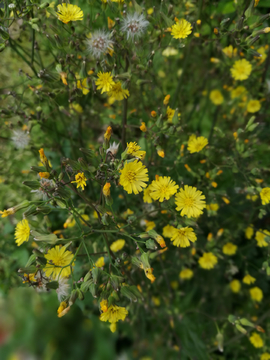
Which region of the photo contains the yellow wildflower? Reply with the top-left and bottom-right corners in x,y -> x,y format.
175,185 -> 206,218
148,176 -> 179,202
44,245 -> 74,279
100,299 -> 108,313
198,252 -> 218,270
245,225 -> 254,239
230,280 -> 241,293
222,45 -> 237,58
157,149 -> 165,158
39,172 -> 50,179
260,187 -> 270,205
57,302 -> 70,317
107,82 -> 129,101
210,90 -> 224,105
0,208 -> 15,218
255,229 -> 270,247
110,239 -> 125,252
171,19 -> 192,39
243,274 -> 256,285
163,94 -> 170,105
103,182 -> 111,197
95,256 -> 105,268
179,268 -> 193,280
250,287 -> 263,302
170,227 -> 197,248
119,160 -> 149,195
247,100 -> 261,113
187,134 -> 208,153
100,305 -> 128,323
77,78 -> 90,95
127,142 -> 146,160
95,72 -> 115,94
230,86 -> 247,99
57,3 -> 83,24
166,106 -> 175,122
140,122 -> 147,132
71,172 -> 87,190
230,59 -> 252,81
222,242 -> 237,256
249,332 -> 264,348
15,219 -> 30,246
162,225 -> 176,238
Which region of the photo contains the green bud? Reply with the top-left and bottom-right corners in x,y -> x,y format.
131,256 -> 143,268
69,289 -> 78,306
31,165 -> 46,173
159,11 -> 174,27
79,148 -> 95,158
216,333 -> 223,352
129,285 -> 144,300
81,279 -> 93,292
228,314 -> 237,324
235,324 -> 247,334
39,2 -> 50,9
22,180 -> 41,190
78,157 -> 89,171
92,267 -> 101,284
84,271 -> 92,282
262,261 -> 268,270
120,285 -> 137,302
138,233 -> 150,239
23,205 -> 39,218
31,230 -> 58,244
101,213 -> 109,226
89,283 -> 97,298
245,0 -> 255,19
46,281 -> 59,290
239,318 -> 254,327
110,275 -> 124,292
36,205 -> 52,214
77,289 -> 84,300
141,252 -> 151,270
146,239 -> 158,250
25,254 -> 37,267
136,79 -> 152,86
18,265 -> 36,274
54,199 -> 66,208
172,108 -> 179,125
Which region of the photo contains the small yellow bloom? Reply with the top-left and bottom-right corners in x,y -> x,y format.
250,287 -> 263,302
217,228 -> 224,237
163,224 -> 176,238
100,304 -> 128,323
210,90 -> 224,105
261,353 -> 270,360
71,172 -> 87,190
206,203 -> 219,211
247,100 -> 261,113
222,242 -> 237,256
210,57 -> 220,63
39,172 -> 50,179
95,256 -> 105,268
175,185 -> 206,218
230,279 -> 241,293
243,274 -> 256,285
222,45 -> 237,58
127,142 -> 146,160
44,246 -> 74,279
170,227 -> 197,248
119,160 -> 149,195
196,19 -> 201,25
107,17 -> 115,29
260,187 -> 270,205
179,268 -> 193,280
245,225 -> 254,239
77,78 -> 90,95
103,183 -> 111,197
163,94 -> 170,105
95,72 -> 115,94
171,19 -> 192,39
100,299 -> 108,313
110,239 -> 125,252
198,252 -> 218,270
211,182 -> 218,188
15,219 -> 30,246
166,106 -> 175,122
187,134 -> 208,153
0,208 -> 15,218
157,149 -> 165,158
104,126 -> 112,141
230,59 -> 252,81
58,302 -> 70,317
255,229 -> 270,247
57,3 -> 83,24
207,233 -> 213,241
140,122 -> 147,132
39,148 -> 48,165
230,86 -> 247,99
107,82 -> 129,101
249,332 -> 264,348
145,221 -> 156,232
222,196 -> 230,204
60,72 -> 68,85
151,110 -> 157,117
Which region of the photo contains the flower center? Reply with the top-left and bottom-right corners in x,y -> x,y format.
93,37 -> 106,50
126,171 -> 136,182
128,21 -> 139,33
184,197 -> 195,207
53,256 -> 66,267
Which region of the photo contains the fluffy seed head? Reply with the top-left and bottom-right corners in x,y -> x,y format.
86,30 -> 113,59
121,12 -> 149,40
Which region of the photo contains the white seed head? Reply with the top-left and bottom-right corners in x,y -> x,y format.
86,30 -> 113,59
11,129 -> 29,149
121,12 -> 149,40
31,178 -> 54,200
56,277 -> 70,302
106,141 -> 120,155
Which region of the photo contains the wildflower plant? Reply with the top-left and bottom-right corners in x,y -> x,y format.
1,0 -> 270,359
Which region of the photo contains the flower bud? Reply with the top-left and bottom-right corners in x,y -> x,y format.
216,332 -> 223,352
30,230 -> 58,244
69,289 -> 78,306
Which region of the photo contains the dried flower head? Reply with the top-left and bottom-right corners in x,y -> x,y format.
121,12 -> 149,40
86,30 -> 113,59
11,129 -> 30,149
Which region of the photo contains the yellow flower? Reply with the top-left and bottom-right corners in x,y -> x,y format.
127,142 -> 146,160
110,239 -> 125,252
162,224 -> 176,238
140,122 -> 147,132
250,287 -> 263,302
57,301 -> 70,317
260,187 -> 270,205
63,217 -> 76,229
100,305 -> 128,323
166,106 -> 175,122
71,172 -> 87,190
206,203 -> 219,211
243,274 -> 256,285
209,90 -> 224,105
44,245 -> 74,279
143,186 -> 153,203
187,134 -> 208,153
255,0 -> 260,6
107,17 -> 115,29
100,299 -> 108,313
222,242 -> 237,256
144,267 -> 156,283
39,172 -> 50,179
171,19 -> 192,39
0,208 -> 15,218
151,110 -> 157,117
107,82 -> 129,101
163,94 -> 170,105
15,219 -> 30,246
247,99 -> 261,113
261,353 -> 270,360
145,221 -> 156,232
222,197 -> 230,205
103,182 -> 111,197
57,3 -> 83,24
119,160 -> 149,195
198,252 -> 218,270
148,176 -> 179,202
175,185 -> 206,218
230,59 -> 252,81
39,148 -> 48,165
255,229 -> 270,247
95,72 -> 115,94
95,257 -> 105,268
179,268 -> 193,280
230,280 -> 241,293
255,46 -> 267,64
77,78 -> 90,95
170,227 -> 197,248
222,45 -> 237,58
245,225 -> 254,239
157,149 -> 165,158
104,126 -> 112,141
249,332 -> 264,348
230,86 -> 247,99
246,194 -> 258,201
70,103 -> 83,113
